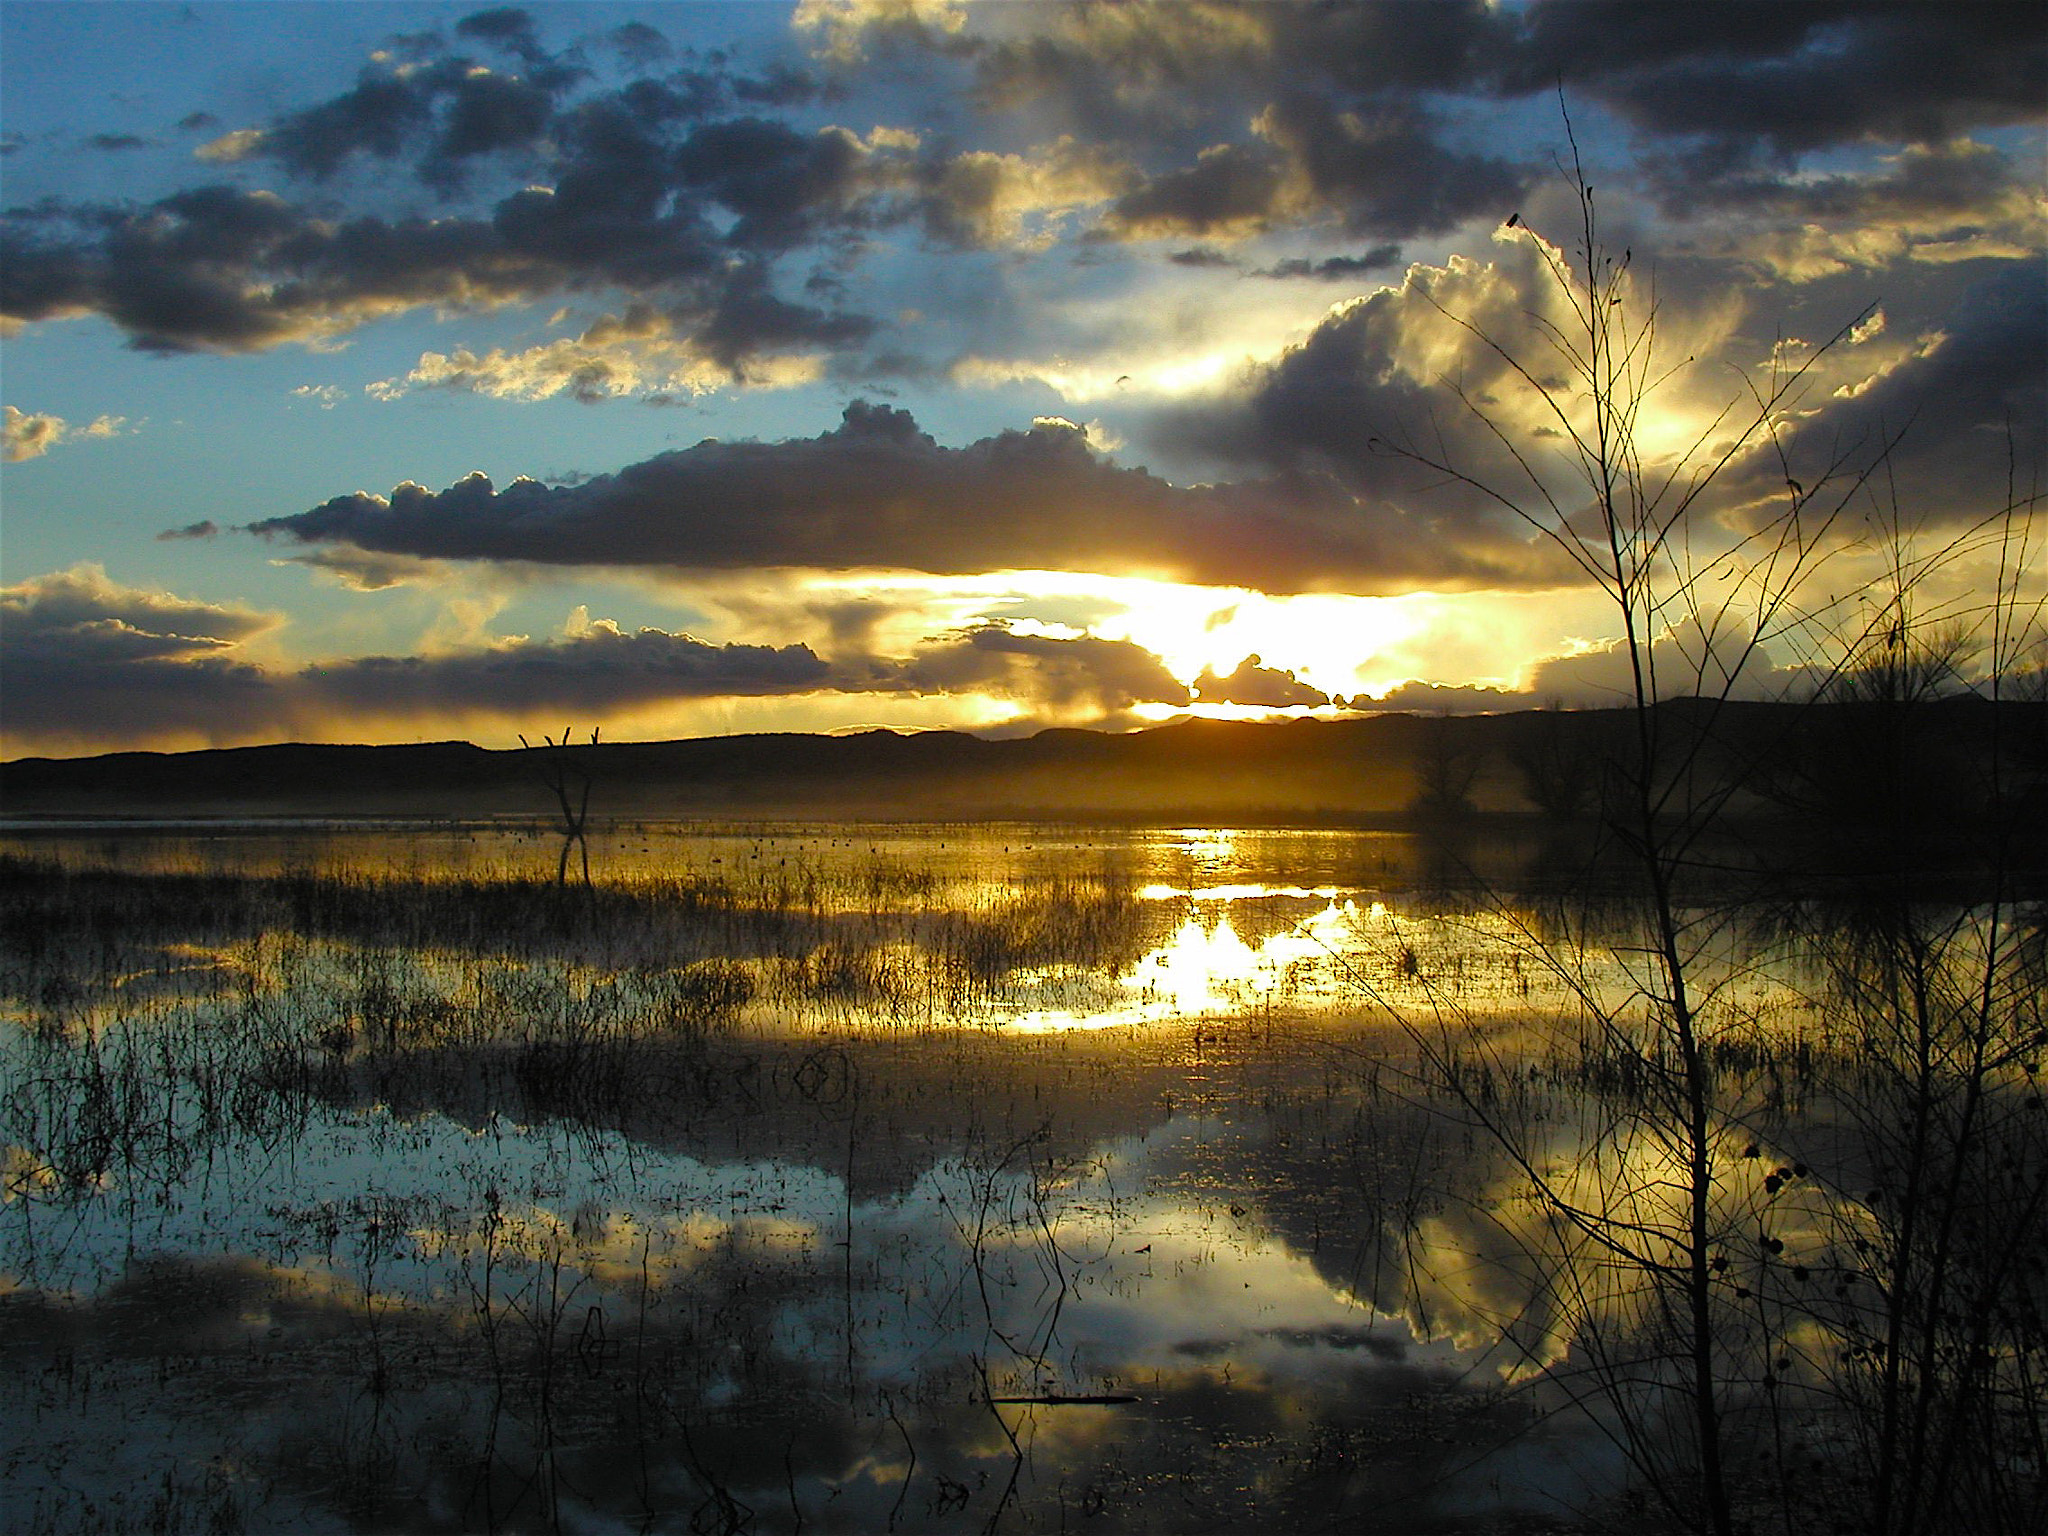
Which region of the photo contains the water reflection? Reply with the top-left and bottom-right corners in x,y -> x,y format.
0,820 -> 1955,1532
1010,900 -> 1362,1031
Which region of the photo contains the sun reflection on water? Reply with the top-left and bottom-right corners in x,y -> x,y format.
1010,898 -> 1362,1031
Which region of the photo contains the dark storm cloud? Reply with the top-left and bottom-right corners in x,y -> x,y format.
1153,237 -> 1600,541
1097,96 -> 1518,243
1510,1 -> 2048,159
85,134 -> 155,153
0,566 -> 1192,750
1256,246 -> 1402,282
247,42 -> 577,194
157,520 -> 221,542
1,11 -> 904,361
892,626 -> 1188,711
249,402 -> 1577,595
1738,263 -> 2047,525
451,6 -> 585,91
606,21 -> 672,68
0,566 -> 287,749
260,68 -> 439,178
1257,93 -> 1520,238
0,168 -> 870,367
0,646 -> 282,749
971,1 -> 1501,121
1103,141 -> 1284,240
305,623 -> 835,716
1685,138 -> 2029,219
2,564 -> 278,651
453,7 -> 541,54
1662,138 -> 2045,268
962,2 -> 2043,156
304,619 -> 1188,721
1163,232 -> 2044,557
731,61 -> 823,109
10,34 -> 1113,365
861,2 -> 2042,246
187,17 -> 817,198
1193,655 -> 1328,708
672,117 -> 874,249
279,546 -> 448,592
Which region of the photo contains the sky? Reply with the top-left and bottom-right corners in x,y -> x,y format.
2,0 -> 2043,757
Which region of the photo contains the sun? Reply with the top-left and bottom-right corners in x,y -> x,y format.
1098,584 -> 1432,698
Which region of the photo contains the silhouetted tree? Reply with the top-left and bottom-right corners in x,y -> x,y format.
520,725 -> 599,888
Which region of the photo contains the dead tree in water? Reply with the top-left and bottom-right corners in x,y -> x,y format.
520,725 -> 598,888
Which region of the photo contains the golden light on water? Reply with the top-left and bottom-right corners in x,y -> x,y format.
1010,895 -> 1364,1032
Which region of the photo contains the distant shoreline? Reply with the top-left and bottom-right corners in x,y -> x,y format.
3,700 -> 2039,835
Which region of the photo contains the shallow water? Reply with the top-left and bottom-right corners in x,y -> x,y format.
0,820 -> 2015,1533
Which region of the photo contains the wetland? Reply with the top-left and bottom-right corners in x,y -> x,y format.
1,816 -> 2041,1533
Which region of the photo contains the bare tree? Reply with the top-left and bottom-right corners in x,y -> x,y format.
520,725 -> 599,889
1356,106 -> 2000,1533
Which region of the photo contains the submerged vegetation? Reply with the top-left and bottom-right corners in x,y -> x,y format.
0,811 -> 2040,1534
1361,134 -> 2047,1536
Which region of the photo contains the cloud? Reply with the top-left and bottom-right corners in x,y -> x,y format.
0,566 -> 1193,753
889,625 -> 1188,712
3,406 -> 66,462
929,3 -> 2044,164
250,401 -> 1579,595
1,564 -> 279,652
1256,245 -> 1403,281
368,302 -> 831,404
1101,141 -> 1289,242
1523,617 -> 1817,708
6,38 -> 924,367
303,621 -> 835,717
0,170 -> 873,369
157,520 -> 221,541
1735,261 -> 2047,527
194,128 -> 266,163
1153,226 -> 2031,560
970,3 -> 1503,120
3,405 -> 126,461
6,78 -> 1141,373
279,546 -> 452,592
0,564 -> 286,755
294,615 -> 1188,728
1671,139 -> 2048,280
1153,233 -> 1638,550
234,14 -> 579,189
1193,654 -> 1328,708
0,565 -> 280,684
1350,680 -> 1522,715
1511,2 -> 2048,157
22,0 -> 2024,407
909,137 -> 1135,247
606,21 -> 672,68
794,0 -> 974,65
1090,92 -> 1521,244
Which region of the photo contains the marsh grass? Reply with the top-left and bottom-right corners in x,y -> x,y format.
11,818 -> 2039,1532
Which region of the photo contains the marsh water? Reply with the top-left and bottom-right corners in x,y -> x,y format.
0,819 -> 2003,1533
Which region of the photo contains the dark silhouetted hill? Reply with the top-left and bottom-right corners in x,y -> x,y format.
3,703 -> 2041,843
